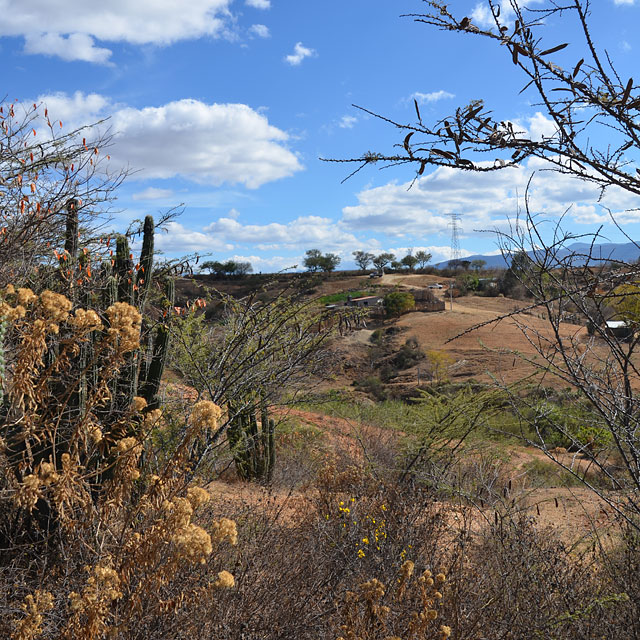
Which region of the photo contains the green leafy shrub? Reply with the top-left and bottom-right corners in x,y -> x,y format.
383,292 -> 415,317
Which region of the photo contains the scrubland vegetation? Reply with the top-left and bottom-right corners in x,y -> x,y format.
4,0 -> 640,637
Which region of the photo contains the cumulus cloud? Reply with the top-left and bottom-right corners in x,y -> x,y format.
37,92 -> 303,189
202,215 -> 360,249
409,90 -> 455,104
525,112 -> 558,141
284,42 -> 316,65
246,0 -> 271,7
24,32 -> 113,64
613,0 -> 634,5
249,24 -> 270,38
152,214 -> 373,261
155,222 -> 235,253
36,91 -> 110,124
342,156 -> 639,237
2,0 -> 233,63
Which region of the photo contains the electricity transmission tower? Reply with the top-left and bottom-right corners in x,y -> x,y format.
447,213 -> 462,268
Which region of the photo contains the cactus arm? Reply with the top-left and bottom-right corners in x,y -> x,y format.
136,215 -> 154,312
64,198 -> 79,259
115,235 -> 133,305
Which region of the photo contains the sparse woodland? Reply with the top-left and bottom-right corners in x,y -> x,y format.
2,1 -> 640,638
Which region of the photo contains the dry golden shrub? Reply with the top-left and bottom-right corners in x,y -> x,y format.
0,289 -> 235,639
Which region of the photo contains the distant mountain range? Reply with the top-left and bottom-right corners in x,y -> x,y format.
434,241 -> 640,269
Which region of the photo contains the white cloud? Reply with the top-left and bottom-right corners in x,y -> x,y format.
246,0 -> 271,8
229,255 -> 301,273
613,0 -> 635,5
338,115 -> 357,129
409,90 -> 455,104
36,91 -> 110,124
341,156 -> 640,238
202,215 -> 360,249
153,215 -> 368,259
24,32 -> 113,64
526,112 -> 558,141
470,1 -> 545,29
132,187 -> 174,201
155,221 -> 234,253
284,42 -> 316,66
470,2 -> 514,28
37,93 -> 303,189
249,24 -> 270,38
2,0 -> 233,63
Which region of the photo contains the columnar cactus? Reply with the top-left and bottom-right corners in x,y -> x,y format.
53,209 -> 173,438
227,399 -> 275,481
100,217 -> 173,419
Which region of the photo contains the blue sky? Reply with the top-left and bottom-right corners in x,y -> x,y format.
3,0 -> 639,270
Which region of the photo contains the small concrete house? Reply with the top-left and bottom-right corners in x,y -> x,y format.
346,295 -> 384,308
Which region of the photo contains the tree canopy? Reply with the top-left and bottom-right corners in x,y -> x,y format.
304,249 -> 341,272
372,252 -> 395,272
352,250 -> 375,271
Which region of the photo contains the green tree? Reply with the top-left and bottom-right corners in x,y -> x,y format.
318,252 -> 341,272
471,259 -> 486,272
612,283 -> 640,325
353,250 -> 375,271
200,260 -> 252,277
372,252 -> 395,273
222,260 -> 253,276
383,291 -> 415,317
304,250 -> 340,272
303,249 -> 323,272
500,250 -> 534,296
200,260 -> 224,276
415,250 -> 432,270
233,261 -> 253,276
401,253 -> 419,272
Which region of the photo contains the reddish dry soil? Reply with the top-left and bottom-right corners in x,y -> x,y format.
207,408 -> 615,546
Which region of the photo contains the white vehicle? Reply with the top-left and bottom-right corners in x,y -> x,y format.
428,283 -> 443,289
